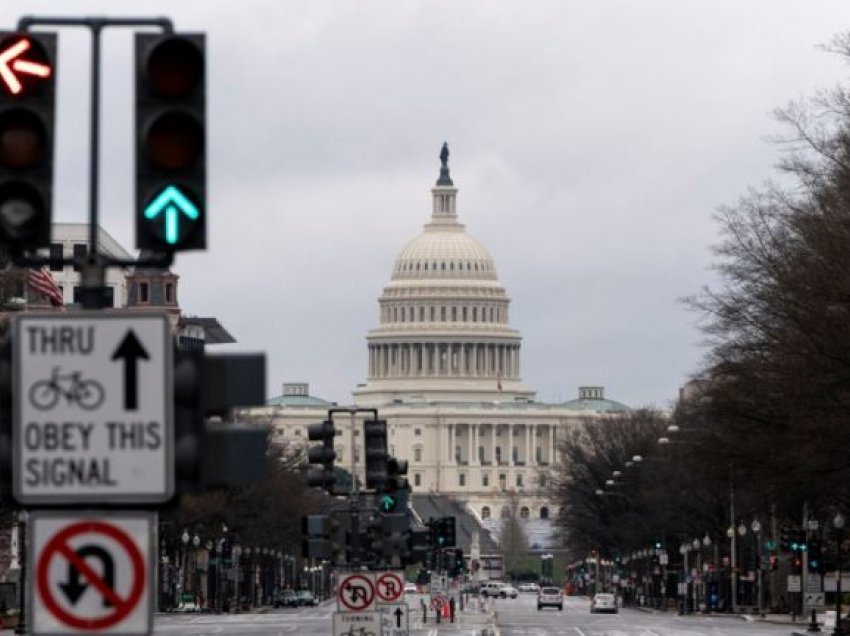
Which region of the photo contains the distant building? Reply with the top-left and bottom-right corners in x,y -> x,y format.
246,148 -> 630,548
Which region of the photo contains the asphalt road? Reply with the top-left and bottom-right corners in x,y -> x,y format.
495,593 -> 796,636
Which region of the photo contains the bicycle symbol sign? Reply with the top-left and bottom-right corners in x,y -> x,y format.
13,314 -> 172,504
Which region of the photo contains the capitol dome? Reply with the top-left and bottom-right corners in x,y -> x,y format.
354,144 -> 535,406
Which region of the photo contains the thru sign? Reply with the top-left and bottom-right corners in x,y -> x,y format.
13,314 -> 173,504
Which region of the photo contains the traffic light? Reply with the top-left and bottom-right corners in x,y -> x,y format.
173,347 -> 205,492
305,419 -> 337,492
135,32 -> 206,252
364,418 -> 388,490
386,456 -> 409,492
329,509 -> 351,565
301,514 -> 331,560
0,32 -> 56,250
450,548 -> 465,576
434,516 -> 456,548
378,493 -> 398,513
369,513 -> 409,567
407,527 -> 431,565
808,540 -> 821,573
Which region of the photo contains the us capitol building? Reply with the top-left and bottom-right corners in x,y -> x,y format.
248,145 -> 628,538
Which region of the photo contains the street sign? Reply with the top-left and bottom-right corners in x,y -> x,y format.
787,574 -> 802,592
375,571 -> 404,604
380,602 -> 409,636
337,572 -> 375,611
13,313 -> 173,504
333,611 -> 381,636
29,511 -> 154,635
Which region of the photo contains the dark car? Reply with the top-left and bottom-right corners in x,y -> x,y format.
274,590 -> 298,608
296,590 -> 318,606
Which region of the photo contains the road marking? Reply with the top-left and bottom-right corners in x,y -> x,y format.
573,628 -> 587,636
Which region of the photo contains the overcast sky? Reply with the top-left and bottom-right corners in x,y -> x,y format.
3,1 -> 849,408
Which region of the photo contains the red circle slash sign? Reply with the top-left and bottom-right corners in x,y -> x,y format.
36,520 -> 145,630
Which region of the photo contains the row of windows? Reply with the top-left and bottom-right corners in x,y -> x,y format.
457,472 -> 547,489
384,304 -> 504,324
453,446 -> 548,463
480,505 -> 551,520
395,260 -> 493,274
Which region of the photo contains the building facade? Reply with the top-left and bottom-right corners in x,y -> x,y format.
250,148 -> 630,540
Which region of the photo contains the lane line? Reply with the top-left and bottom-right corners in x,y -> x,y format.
573,628 -> 587,636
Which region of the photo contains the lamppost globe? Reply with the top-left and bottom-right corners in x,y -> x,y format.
751,520 -> 762,534
835,512 -> 846,529
193,535 -> 200,547
182,530 -> 189,545
703,534 -> 711,547
595,489 -> 604,496
737,522 -> 747,537
727,527 -> 734,539
693,538 -> 700,550
233,545 -> 241,558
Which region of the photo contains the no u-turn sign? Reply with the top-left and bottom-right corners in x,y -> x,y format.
29,511 -> 154,634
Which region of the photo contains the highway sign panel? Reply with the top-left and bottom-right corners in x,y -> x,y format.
380,602 -> 409,636
13,313 -> 173,504
333,611 -> 381,636
375,571 -> 404,603
337,572 -> 375,611
29,511 -> 154,634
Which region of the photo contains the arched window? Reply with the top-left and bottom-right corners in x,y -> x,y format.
500,506 -> 510,519
540,506 -> 550,519
520,506 -> 530,519
481,506 -> 491,519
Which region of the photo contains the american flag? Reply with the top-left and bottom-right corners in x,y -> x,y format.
26,268 -> 63,307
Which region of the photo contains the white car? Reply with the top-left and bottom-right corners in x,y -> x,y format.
480,581 -> 517,598
404,582 -> 418,594
590,592 -> 618,614
537,586 -> 563,611
518,582 -> 540,593
500,584 -> 519,599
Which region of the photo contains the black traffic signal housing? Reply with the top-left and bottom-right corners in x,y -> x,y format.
808,540 -> 821,573
329,509 -> 351,565
433,516 -> 456,548
305,420 -> 337,492
0,32 -> 56,251
301,514 -> 331,560
173,347 -> 205,493
364,418 -> 388,490
135,32 -> 206,252
449,548 -> 465,576
386,456 -> 409,492
407,527 -> 431,566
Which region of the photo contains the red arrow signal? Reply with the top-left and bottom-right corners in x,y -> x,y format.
0,38 -> 51,96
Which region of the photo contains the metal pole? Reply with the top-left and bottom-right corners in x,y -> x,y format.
731,482 -> 737,613
836,525 -> 844,636
14,513 -> 26,635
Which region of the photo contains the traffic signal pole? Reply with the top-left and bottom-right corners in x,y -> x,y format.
11,16 -> 176,307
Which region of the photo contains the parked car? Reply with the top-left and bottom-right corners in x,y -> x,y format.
501,584 -> 519,599
537,586 -> 563,611
590,592 -> 618,614
295,590 -> 318,606
274,590 -> 298,608
404,582 -> 418,594
518,582 -> 540,594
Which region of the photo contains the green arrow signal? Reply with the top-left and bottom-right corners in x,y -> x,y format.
380,495 -> 396,512
144,185 -> 200,245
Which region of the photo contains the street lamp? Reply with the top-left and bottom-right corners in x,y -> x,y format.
751,520 -> 764,618
232,544 -> 242,612
727,525 -> 737,613
181,530 -> 190,605
834,512 -> 845,636
679,543 -> 691,614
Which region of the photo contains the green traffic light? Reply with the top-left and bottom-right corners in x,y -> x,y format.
380,495 -> 397,513
144,185 -> 200,245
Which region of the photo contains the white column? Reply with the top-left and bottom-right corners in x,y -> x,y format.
471,424 -> 479,465
491,425 -> 497,465
509,425 -> 514,466
549,426 -> 555,464
525,425 -> 531,465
